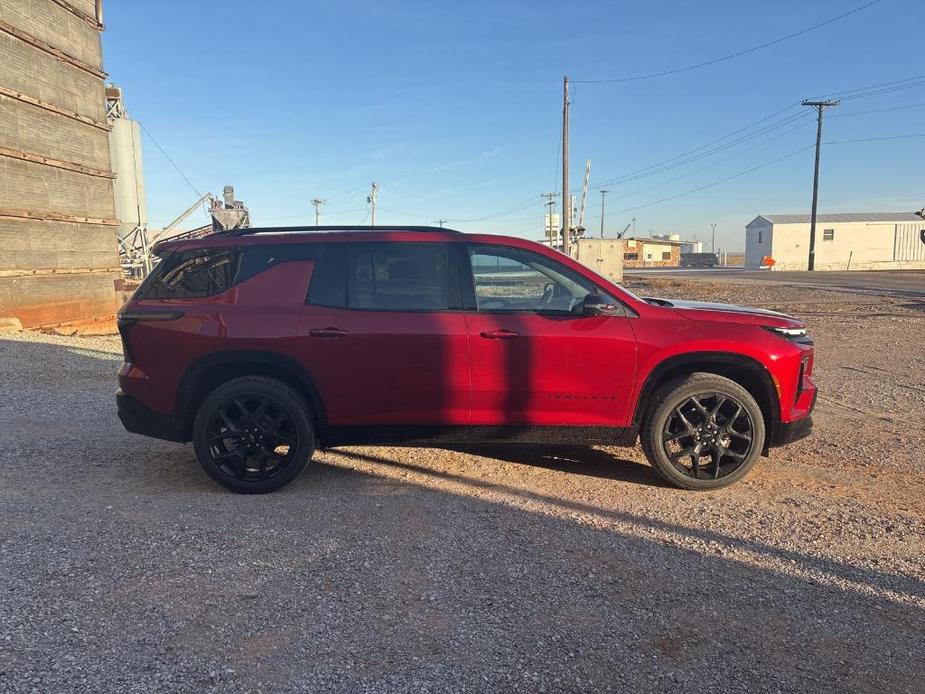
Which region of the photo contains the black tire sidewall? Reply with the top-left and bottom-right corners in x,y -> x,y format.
642,373 -> 765,491
192,376 -> 315,494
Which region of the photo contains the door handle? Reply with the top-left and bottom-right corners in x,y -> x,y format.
480,329 -> 520,339
308,327 -> 348,338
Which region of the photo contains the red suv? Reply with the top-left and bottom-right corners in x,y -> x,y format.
117,226 -> 815,493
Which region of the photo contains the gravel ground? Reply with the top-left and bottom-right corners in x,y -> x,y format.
1,280 -> 924,693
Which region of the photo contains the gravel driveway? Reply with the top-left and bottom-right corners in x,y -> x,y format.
1,279 -> 923,692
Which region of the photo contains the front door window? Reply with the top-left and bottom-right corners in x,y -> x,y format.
468,247 -> 595,314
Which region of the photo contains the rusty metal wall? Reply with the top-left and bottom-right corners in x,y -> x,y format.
0,0 -> 120,328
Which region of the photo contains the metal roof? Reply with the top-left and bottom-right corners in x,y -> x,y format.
623,236 -> 688,244
751,212 -> 923,225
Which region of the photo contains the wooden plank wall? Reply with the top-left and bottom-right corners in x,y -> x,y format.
0,0 -> 120,327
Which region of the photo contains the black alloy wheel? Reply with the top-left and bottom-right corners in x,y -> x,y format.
192,376 -> 314,493
641,373 -> 766,490
205,394 -> 298,482
662,393 -> 755,480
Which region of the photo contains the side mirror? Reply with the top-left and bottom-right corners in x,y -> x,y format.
582,293 -> 620,317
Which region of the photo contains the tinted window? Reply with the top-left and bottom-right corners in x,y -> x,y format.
348,244 -> 450,311
236,244 -> 316,284
143,249 -> 239,299
468,246 -> 595,313
307,245 -> 348,307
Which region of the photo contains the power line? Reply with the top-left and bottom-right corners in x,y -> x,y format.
837,81 -> 925,102
826,132 -> 925,144
610,145 -> 816,215
589,108 -> 813,190
830,100 -> 925,118
815,74 -> 925,101
138,121 -> 202,198
575,76 -> 925,196
600,133 -> 925,217
446,195 -> 539,223
603,119 -> 814,202
573,0 -> 883,84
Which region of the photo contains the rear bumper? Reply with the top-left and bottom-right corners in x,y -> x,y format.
117,391 -> 187,443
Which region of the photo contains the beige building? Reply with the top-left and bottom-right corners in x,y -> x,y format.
621,237 -> 683,268
745,213 -> 925,271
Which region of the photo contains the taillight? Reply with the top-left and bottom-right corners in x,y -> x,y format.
116,310 -> 184,363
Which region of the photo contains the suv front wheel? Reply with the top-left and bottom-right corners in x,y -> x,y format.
192,376 -> 315,493
641,373 -> 765,490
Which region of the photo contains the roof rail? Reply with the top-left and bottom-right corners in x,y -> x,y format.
220,225 -> 462,237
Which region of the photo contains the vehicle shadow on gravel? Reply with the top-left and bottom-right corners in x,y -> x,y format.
330,448 -> 925,605
441,444 -> 667,487
3,338 -> 924,692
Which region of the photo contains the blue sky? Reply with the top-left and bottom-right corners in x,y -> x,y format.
102,0 -> 924,250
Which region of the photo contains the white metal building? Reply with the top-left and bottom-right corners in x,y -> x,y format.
745,213 -> 925,271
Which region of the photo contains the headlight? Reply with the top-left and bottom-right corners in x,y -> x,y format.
764,326 -> 813,344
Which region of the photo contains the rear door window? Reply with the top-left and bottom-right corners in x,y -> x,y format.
307,242 -> 459,311
348,243 -> 451,311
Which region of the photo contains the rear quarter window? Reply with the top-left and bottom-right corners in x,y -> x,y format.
140,244 -> 318,300
142,249 -> 239,299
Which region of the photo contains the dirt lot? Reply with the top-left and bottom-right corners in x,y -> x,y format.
1,278 -> 923,692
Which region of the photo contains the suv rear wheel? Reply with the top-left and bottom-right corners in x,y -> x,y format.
641,373 -> 765,490
192,376 -> 315,493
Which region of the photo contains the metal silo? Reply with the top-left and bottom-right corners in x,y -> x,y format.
106,85 -> 147,240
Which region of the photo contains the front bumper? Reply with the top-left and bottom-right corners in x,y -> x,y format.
117,391 -> 187,443
769,414 -> 814,447
768,390 -> 817,448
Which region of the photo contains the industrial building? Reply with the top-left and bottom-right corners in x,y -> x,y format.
621,236 -> 685,268
568,238 -> 624,283
0,0 -> 120,328
745,213 -> 925,271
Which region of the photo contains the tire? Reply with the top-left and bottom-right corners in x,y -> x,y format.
640,372 -> 765,490
192,376 -> 315,493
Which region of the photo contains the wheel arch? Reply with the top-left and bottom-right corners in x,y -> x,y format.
633,352 -> 780,450
176,350 -> 326,440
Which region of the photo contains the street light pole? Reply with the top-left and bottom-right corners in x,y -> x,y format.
710,223 -> 716,253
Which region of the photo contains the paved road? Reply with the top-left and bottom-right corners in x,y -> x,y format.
626,267 -> 925,297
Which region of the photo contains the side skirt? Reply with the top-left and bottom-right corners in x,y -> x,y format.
319,425 -> 638,448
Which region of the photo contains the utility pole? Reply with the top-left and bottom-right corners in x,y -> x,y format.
802,99 -> 839,271
311,198 -> 326,226
710,223 -> 716,253
541,192 -> 558,245
599,190 -> 609,238
367,182 -> 379,226
561,75 -> 571,256
434,219 -> 447,228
